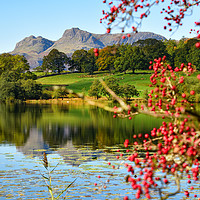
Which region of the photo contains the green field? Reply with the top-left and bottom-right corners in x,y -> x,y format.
36,70 -> 200,98
36,71 -> 152,97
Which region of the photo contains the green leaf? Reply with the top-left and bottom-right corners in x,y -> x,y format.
55,178 -> 77,200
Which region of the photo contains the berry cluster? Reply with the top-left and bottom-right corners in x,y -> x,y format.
107,58 -> 200,199
101,0 -> 200,44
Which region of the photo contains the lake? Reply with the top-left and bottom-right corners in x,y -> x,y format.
0,103 -> 198,199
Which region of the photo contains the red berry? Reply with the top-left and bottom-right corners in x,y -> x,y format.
163,178 -> 168,184
93,48 -> 98,53
195,42 -> 200,48
182,93 -> 186,98
190,90 -> 195,95
122,35 -> 126,39
107,28 -> 111,33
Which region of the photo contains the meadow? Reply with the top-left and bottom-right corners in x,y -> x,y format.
36,70 -> 152,97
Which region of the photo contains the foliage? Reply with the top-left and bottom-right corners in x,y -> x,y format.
0,72 -> 42,101
187,45 -> 200,70
86,48 -> 98,74
41,49 -> 69,74
114,44 -> 147,73
101,77 -> 120,99
41,89 -> 52,100
135,39 -> 168,64
88,79 -> 102,99
21,71 -> 37,80
20,79 -> 42,100
119,84 -> 139,100
0,55 -> 42,101
164,39 -> 177,67
71,49 -> 97,74
88,77 -> 139,100
0,53 -> 29,77
176,76 -> 200,102
0,73 -> 23,101
96,45 -> 119,72
173,46 -> 188,68
53,87 -> 68,99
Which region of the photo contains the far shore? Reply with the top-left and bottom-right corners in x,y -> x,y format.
25,97 -> 146,106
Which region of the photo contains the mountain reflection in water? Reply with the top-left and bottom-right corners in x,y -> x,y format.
0,103 -> 163,164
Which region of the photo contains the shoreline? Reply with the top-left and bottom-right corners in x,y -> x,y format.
25,97 -> 146,106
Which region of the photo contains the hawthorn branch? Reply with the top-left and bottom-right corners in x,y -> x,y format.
161,172 -> 180,200
99,79 -> 129,111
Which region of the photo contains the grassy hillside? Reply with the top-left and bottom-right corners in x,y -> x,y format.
36,71 -> 152,97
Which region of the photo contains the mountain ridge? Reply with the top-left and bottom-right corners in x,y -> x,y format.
10,27 -> 167,68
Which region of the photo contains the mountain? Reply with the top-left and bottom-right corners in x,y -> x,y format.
12,35 -> 55,54
10,27 -> 166,68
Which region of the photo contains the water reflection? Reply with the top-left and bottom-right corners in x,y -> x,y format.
0,103 -> 163,154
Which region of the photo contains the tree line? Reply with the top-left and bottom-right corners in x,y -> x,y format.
37,38 -> 200,75
0,53 -> 43,102
0,37 -> 199,101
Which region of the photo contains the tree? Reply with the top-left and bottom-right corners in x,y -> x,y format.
119,84 -> 139,100
0,71 -> 42,101
136,39 -> 168,63
71,49 -> 88,72
187,45 -> 200,70
20,79 -> 42,100
86,48 -> 98,74
164,39 -> 177,67
96,45 -> 119,72
174,47 -> 188,68
88,79 -> 102,99
71,49 -> 97,74
113,44 -> 129,73
0,73 -> 22,101
102,77 -> 120,99
0,53 -> 29,78
114,45 -> 146,73
41,49 -> 69,74
0,56 -> 42,101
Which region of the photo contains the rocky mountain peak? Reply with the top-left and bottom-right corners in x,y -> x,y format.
62,27 -> 80,37
12,36 -> 54,54
10,28 -> 167,68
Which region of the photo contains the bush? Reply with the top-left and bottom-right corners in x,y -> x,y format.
41,89 -> 52,100
119,84 -> 139,100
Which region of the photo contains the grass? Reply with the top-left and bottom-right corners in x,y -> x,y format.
36,70 -> 154,96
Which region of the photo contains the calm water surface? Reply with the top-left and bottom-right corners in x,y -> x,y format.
0,103 -> 198,199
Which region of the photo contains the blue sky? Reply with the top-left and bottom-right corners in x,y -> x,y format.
0,0 -> 199,53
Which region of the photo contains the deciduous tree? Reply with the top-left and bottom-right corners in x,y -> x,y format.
0,53 -> 29,77
42,49 -> 69,74
96,45 -> 119,72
